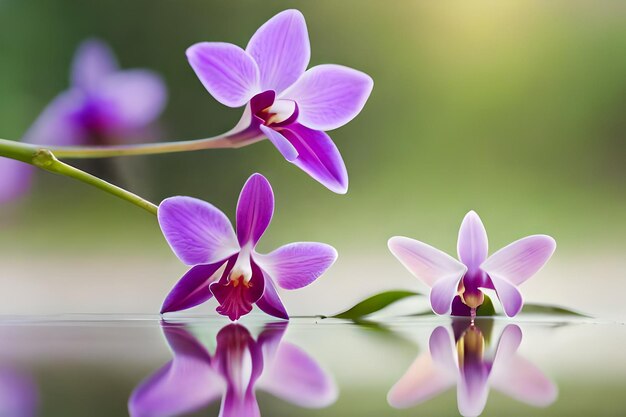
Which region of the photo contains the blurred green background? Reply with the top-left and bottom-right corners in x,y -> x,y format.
0,0 -> 625,317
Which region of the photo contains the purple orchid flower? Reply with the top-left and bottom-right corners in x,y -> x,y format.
388,321 -> 557,417
186,9 -> 373,194
388,211 -> 556,317
129,322 -> 337,417
0,38 -> 167,203
0,368 -> 38,417
158,173 -> 338,321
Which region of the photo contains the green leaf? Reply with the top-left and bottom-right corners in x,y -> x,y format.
475,295 -> 496,316
521,303 -> 588,317
330,290 -> 421,319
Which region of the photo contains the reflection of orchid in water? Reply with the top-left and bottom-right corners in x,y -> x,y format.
129,322 -> 337,417
0,367 -> 38,417
388,320 -> 557,417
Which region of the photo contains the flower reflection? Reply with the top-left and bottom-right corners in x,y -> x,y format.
388,320 -> 557,417
129,322 -> 337,417
0,367 -> 38,417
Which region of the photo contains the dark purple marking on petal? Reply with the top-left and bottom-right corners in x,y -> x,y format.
451,296 -> 472,317
210,259 -> 265,321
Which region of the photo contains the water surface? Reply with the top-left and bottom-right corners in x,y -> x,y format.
0,315 -> 623,416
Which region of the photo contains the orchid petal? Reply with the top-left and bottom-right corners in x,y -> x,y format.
236,174 -> 274,247
259,125 -> 298,161
259,342 -> 338,408
187,42 -> 260,107
490,274 -> 524,317
0,159 -> 34,204
457,367 -> 490,417
161,261 -> 229,314
481,235 -> 556,286
96,70 -> 167,129
491,356 -> 557,406
388,236 -> 467,288
281,124 -> 348,194
23,91 -> 85,146
387,353 -> 454,408
158,196 -> 239,266
71,39 -> 118,91
490,325 -> 557,406
219,391 -> 260,417
431,274 -> 464,315
281,64 -> 373,131
254,242 -> 337,290
255,275 -> 288,320
429,326 -> 458,374
0,368 -> 38,417
246,10 -> 310,94
129,326 -> 222,417
257,323 -> 288,363
457,211 -> 488,271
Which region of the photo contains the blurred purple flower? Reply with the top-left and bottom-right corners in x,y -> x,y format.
129,322 -> 337,417
0,368 -> 38,417
158,173 -> 337,320
186,9 -> 373,194
0,38 -> 167,203
388,321 -> 557,417
388,211 -> 556,317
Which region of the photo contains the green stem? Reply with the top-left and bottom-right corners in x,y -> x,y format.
0,140 -> 157,215
50,135 -> 236,159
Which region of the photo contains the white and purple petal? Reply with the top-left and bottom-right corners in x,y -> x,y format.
158,196 -> 239,266
258,342 -> 338,408
481,235 -> 556,286
281,64 -> 373,131
187,42 -> 260,108
489,274 -> 524,317
280,124 -> 348,194
388,236 -> 467,288
387,330 -> 455,411
236,174 -> 274,247
246,9 -> 310,94
457,211 -> 489,272
490,325 -> 558,407
254,242 -> 337,290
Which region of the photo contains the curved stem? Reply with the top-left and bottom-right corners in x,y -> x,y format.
50,134 -> 235,159
47,156 -> 158,215
0,140 -> 157,215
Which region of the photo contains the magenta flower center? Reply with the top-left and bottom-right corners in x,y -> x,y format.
458,269 -> 492,309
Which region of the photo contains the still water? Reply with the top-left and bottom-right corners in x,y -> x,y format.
0,315 -> 623,416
